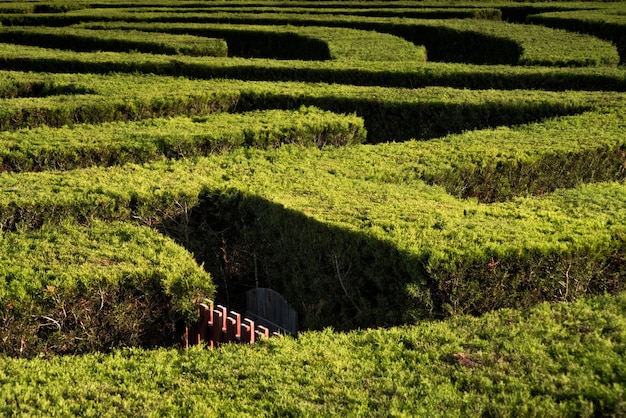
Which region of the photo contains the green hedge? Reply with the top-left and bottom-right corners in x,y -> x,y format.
80,22 -> 428,62
0,220 -> 215,357
0,71 -> 600,144
0,107 -> 366,171
70,11 -> 620,66
78,24 -> 332,61
0,79 -> 94,98
0,0 -> 623,369
184,168 -> 626,329
1,41 -> 624,93
0,9 -> 618,66
0,134 -> 624,328
0,26 -> 228,57
129,5 -> 502,20
0,291 -> 623,415
232,83 -> 601,143
413,107 -> 626,201
0,1 -> 84,14
498,3 -> 584,23
0,72 -> 243,131
527,10 -> 626,65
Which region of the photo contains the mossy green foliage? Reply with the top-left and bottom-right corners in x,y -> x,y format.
0,1 -> 84,14
0,124 -> 624,328
0,292 -> 624,416
409,107 -> 626,201
527,8 -> 626,64
0,106 -> 366,171
0,72 -> 242,131
32,8 -> 618,66
0,220 -> 214,356
0,3 -> 623,412
0,70 -> 606,144
0,26 -> 228,57
80,22 -> 428,62
1,40 -> 623,92
122,4 -> 502,21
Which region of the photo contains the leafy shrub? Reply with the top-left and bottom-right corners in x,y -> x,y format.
0,26 -> 228,57
0,220 -> 214,357
0,106 -> 366,171
0,292 -> 623,415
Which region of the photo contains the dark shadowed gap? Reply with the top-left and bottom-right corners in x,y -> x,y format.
159,188 -> 626,333
0,81 -> 95,98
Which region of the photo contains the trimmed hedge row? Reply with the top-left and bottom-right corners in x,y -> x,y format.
70,11 -> 621,66
0,1 -> 84,14
80,22 -> 428,62
1,41 -> 624,93
497,3 -> 586,23
129,5 -> 503,20
0,26 -> 228,57
0,72 -> 242,131
416,107 -> 626,201
0,133 -> 624,328
0,80 -> 94,98
79,23 -> 334,61
0,10 -> 619,66
0,106 -> 366,171
0,98 -> 622,222
0,71 -> 602,144
1,291 -> 624,415
234,86 -> 601,145
0,220 -> 214,357
527,10 -> 626,65
244,105 -> 625,199
180,158 -> 626,329
0,0 -> 623,339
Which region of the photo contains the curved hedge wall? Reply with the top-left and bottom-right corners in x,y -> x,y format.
0,0 -> 624,361
0,0 -> 625,414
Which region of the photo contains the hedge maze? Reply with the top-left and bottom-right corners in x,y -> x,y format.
0,0 -> 625,414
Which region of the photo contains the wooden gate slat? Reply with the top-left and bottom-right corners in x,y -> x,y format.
187,297 -> 293,348
242,318 -> 255,344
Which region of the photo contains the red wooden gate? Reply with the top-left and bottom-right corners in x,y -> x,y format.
185,300 -> 278,348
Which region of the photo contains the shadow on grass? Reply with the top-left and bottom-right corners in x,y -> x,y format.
161,185 -> 626,332
162,188 -> 430,331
